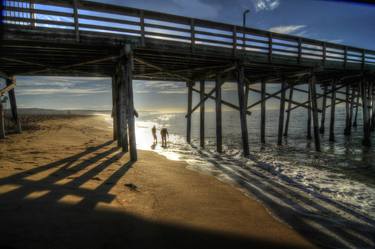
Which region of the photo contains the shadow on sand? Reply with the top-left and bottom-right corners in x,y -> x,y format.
0,141 -> 309,249
191,145 -> 375,249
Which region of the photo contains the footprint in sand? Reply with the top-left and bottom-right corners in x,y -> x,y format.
92,177 -> 102,181
125,183 -> 138,192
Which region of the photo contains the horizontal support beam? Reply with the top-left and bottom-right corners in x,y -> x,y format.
19,55 -> 121,75
192,88 -> 251,115
287,83 -> 347,112
134,56 -> 190,82
0,83 -> 16,96
248,86 -> 321,112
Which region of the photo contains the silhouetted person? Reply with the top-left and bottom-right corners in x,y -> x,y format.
152,125 -> 157,144
160,128 -> 169,148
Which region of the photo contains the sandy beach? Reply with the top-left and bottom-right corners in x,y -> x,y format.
0,114 -> 316,249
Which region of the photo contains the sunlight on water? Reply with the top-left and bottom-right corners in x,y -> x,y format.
102,110 -> 375,222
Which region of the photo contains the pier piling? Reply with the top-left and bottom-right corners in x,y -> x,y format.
237,65 -> 250,156
0,102 -> 5,139
320,85 -> 327,134
284,84 -> 294,137
6,77 -> 21,133
187,81 -> 193,144
307,85 -> 312,140
261,79 -> 266,144
329,80 -> 337,142
216,75 -> 223,153
310,73 -> 321,152
278,80 -> 286,145
361,78 -> 371,147
200,80 -> 205,148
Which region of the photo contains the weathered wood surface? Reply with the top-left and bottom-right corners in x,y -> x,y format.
200,80 -> 205,148
215,75 -> 222,153
284,85 -> 294,137
186,81 -> 193,144
6,78 -> 21,133
2,0 -> 375,82
0,102 -> 5,139
260,79 -> 266,144
329,80 -> 337,142
237,65 -> 250,156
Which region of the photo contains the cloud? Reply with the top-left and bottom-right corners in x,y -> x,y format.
171,0 -> 220,19
134,80 -> 186,94
253,0 -> 280,12
15,76 -> 111,96
269,25 -> 306,34
326,39 -> 343,44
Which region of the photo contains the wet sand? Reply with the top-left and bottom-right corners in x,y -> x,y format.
0,115 -> 317,249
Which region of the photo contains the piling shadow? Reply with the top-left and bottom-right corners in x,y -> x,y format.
0,141 -> 309,249
191,146 -> 375,249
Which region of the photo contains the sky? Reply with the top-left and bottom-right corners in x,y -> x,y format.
2,0 -> 375,112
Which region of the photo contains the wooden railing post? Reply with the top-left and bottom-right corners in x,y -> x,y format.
232,25 -> 237,56
362,49 -> 366,70
29,0 -> 36,28
190,18 -> 195,53
297,38 -> 302,64
140,10 -> 145,46
73,0 -> 80,42
268,33 -> 272,63
322,42 -> 326,65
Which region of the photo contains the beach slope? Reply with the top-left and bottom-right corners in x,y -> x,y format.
0,115 -> 316,249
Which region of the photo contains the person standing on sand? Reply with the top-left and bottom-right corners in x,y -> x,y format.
160,128 -> 169,148
152,125 -> 157,144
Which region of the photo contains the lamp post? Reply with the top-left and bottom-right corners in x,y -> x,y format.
242,9 -> 250,50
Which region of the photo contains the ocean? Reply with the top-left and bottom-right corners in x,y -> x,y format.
112,106 -> 375,248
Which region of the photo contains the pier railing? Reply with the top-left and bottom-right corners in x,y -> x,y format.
2,0 -> 375,68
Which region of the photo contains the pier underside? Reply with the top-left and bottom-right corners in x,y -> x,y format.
1,0 -> 375,159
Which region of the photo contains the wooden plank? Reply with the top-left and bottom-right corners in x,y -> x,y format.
186,81 -> 193,144
329,80 -> 337,142
200,80 -> 205,148
261,79 -> 266,143
215,74 -> 222,153
284,84 -> 294,137
237,65 -> 250,156
277,80 -> 286,145
310,73 -> 321,151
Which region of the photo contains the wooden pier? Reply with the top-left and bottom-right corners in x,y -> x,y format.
1,0 -> 375,160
